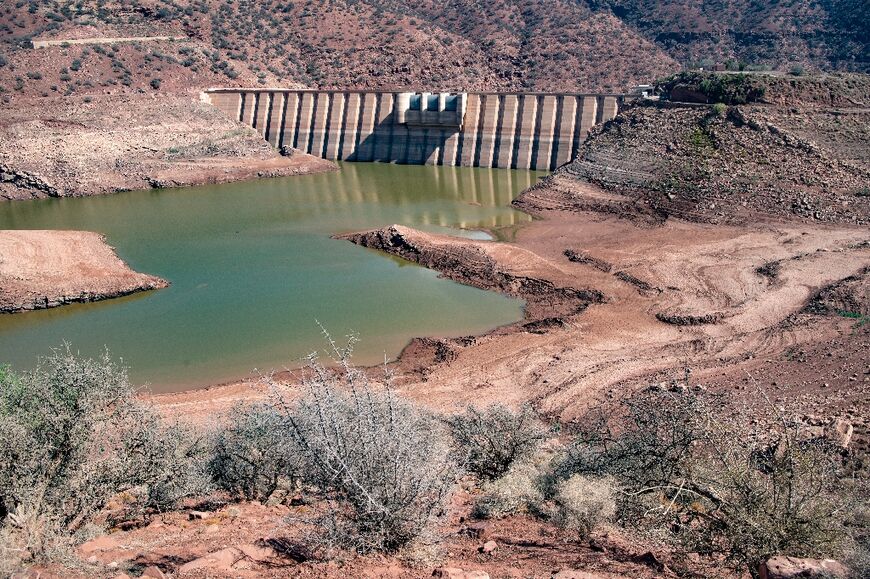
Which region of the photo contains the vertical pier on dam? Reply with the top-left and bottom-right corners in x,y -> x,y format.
202,89 -> 625,171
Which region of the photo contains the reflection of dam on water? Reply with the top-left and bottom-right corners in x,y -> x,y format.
204,89 -> 623,171
262,162 -> 536,230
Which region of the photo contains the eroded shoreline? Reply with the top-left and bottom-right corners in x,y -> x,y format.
151,180 -> 869,439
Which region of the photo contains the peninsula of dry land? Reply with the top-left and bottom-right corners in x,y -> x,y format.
0,229 -> 168,313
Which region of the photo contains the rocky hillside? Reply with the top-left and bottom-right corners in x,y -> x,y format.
593,0 -> 868,73
0,0 -> 867,99
523,74 -> 870,226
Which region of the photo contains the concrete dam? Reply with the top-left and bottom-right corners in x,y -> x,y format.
203,89 -> 624,171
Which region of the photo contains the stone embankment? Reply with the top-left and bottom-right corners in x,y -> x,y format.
0,230 -> 168,313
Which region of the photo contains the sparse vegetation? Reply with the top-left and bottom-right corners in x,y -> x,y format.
446,403 -> 547,480
554,386 -> 862,577
0,329 -> 866,578
0,346 -> 209,568
660,72 -> 767,104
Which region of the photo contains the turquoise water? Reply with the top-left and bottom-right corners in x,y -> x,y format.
0,163 -> 540,392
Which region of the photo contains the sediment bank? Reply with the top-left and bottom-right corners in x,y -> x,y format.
0,230 -> 168,313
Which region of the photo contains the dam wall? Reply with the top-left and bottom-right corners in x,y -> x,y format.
203,89 -> 624,171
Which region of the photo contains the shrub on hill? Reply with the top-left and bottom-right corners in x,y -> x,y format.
658,71 -> 767,104
209,403 -> 303,501
553,386 -> 862,577
0,346 -> 209,565
267,338 -> 457,553
446,403 -> 548,480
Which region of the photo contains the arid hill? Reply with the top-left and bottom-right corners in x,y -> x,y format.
1,0 -> 867,100
518,73 -> 870,226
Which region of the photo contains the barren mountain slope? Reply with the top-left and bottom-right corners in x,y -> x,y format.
1,0 -> 867,100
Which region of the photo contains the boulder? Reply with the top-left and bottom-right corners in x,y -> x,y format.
79,534 -> 121,554
824,419 -> 853,449
238,542 -> 284,564
178,547 -> 244,574
432,568 -> 490,579
759,556 -> 848,579
480,540 -> 498,554
142,566 -> 167,579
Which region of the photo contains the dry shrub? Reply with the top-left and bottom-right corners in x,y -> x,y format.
446,403 -> 547,480
559,385 -> 862,577
0,346 -> 209,568
268,336 -> 456,553
552,474 -> 617,536
472,460 -> 545,519
209,403 -> 303,501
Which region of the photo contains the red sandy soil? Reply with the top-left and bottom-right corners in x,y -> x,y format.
49,485 -> 708,579
0,229 -> 168,313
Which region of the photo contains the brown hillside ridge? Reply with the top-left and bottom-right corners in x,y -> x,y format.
0,0 -> 866,99
518,75 -> 870,226
0,95 -> 336,200
0,230 -> 168,313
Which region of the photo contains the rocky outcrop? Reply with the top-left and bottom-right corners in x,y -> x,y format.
759,556 -> 848,579
0,164 -> 59,198
335,225 -> 606,326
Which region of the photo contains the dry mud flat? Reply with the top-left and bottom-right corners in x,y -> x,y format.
0,94 -> 335,200
0,230 -> 167,313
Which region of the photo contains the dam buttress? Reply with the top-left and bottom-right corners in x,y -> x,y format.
203,89 -> 624,171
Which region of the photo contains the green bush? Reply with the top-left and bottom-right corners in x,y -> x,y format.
446,403 -> 547,480
659,72 -> 767,104
150,78 -> 162,89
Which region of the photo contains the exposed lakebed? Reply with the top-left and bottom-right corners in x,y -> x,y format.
0,163 -> 540,391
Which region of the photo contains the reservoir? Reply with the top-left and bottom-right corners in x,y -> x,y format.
0,163 -> 540,392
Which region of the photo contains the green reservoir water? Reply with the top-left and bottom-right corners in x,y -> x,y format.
0,163 -> 540,392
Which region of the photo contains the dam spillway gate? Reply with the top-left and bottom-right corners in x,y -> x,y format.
203,89 -> 624,171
